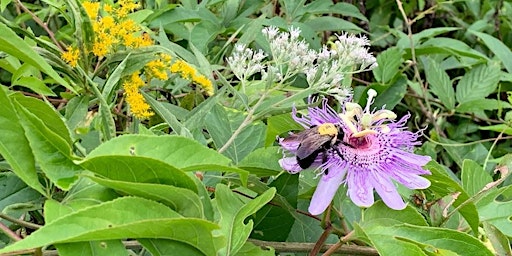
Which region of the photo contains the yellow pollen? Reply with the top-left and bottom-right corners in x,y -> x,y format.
318,123 -> 338,136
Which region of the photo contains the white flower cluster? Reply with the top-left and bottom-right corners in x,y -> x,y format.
226,44 -> 267,81
227,26 -> 377,101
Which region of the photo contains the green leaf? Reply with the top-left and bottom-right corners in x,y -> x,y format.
12,76 -> 56,96
14,99 -> 81,190
142,91 -> 193,137
476,186 -> 512,236
0,87 -> 44,194
80,155 -> 197,192
372,47 -> 402,84
0,172 -> 41,214
396,27 -> 460,49
64,95 -> 89,134
303,16 -> 364,33
362,224 -> 493,256
439,137 -> 489,168
469,30 -> 512,73
47,198 -> 128,256
456,99 -> 512,113
425,161 -> 479,235
363,201 -> 428,227
455,63 -> 500,104
461,159 -> 493,196
479,124 -> 512,135
421,37 -> 488,60
265,113 -> 303,147
56,240 -> 127,256
482,222 -> 512,256
0,23 -> 75,93
205,104 -> 266,163
87,175 -> 204,218
424,57 -> 455,109
0,197 -> 221,256
237,147 -> 282,176
371,76 -> 408,110
86,134 -> 232,168
234,241 -> 275,256
215,184 -> 276,256
251,173 -> 298,242
139,239 -> 205,256
102,54 -> 130,102
12,93 -> 73,145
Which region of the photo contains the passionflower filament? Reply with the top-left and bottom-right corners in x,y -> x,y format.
278,90 -> 431,215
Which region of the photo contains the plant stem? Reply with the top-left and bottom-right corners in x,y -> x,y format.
0,213 -> 42,230
15,0 -> 63,51
218,90 -> 269,153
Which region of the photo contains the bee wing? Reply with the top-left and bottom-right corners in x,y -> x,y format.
296,134 -> 332,160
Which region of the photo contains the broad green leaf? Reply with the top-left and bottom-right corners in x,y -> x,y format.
425,161 -> 479,235
424,57 -> 455,109
363,201 -> 428,227
86,134 -> 232,168
251,173 -> 298,242
80,155 -> 197,192
469,30 -> 512,73
0,172 -> 41,214
455,63 -> 500,104
0,197 -> 221,256
303,16 -> 364,33
439,137 -> 489,168
422,37 -> 488,60
55,240 -> 127,256
49,179 -> 119,220
0,23 -> 75,93
371,76 -> 408,110
205,104 -> 266,164
88,175 -> 204,218
64,95 -> 89,134
476,186 -> 512,236
372,47 -> 402,84
456,99 -> 512,113
12,93 -> 72,145
234,241 -> 275,256
363,224 -> 493,256
482,222 -> 512,256
302,1 -> 367,21
215,184 -> 276,256
139,239 -> 205,256
479,124 -> 512,135
0,87 -> 43,194
142,91 -> 193,138
14,99 -> 81,190
461,159 -> 493,196
265,113 -> 303,147
237,147 -> 282,176
12,76 -> 56,96
46,191 -> 125,256
396,27 -> 460,49
102,54 -> 130,102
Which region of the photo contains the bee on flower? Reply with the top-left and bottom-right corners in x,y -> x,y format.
278,89 -> 431,215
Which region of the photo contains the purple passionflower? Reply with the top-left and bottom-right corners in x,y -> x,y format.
278,89 -> 431,215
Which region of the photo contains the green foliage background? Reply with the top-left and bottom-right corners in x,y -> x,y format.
0,0 -> 511,255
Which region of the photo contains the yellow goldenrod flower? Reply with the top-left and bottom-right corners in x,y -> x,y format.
123,72 -> 153,119
170,60 -> 195,80
145,59 -> 168,80
82,1 -> 100,20
61,46 -> 80,67
193,74 -> 214,96
104,3 -> 113,13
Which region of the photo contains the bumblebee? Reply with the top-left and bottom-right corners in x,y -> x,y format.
282,123 -> 348,169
